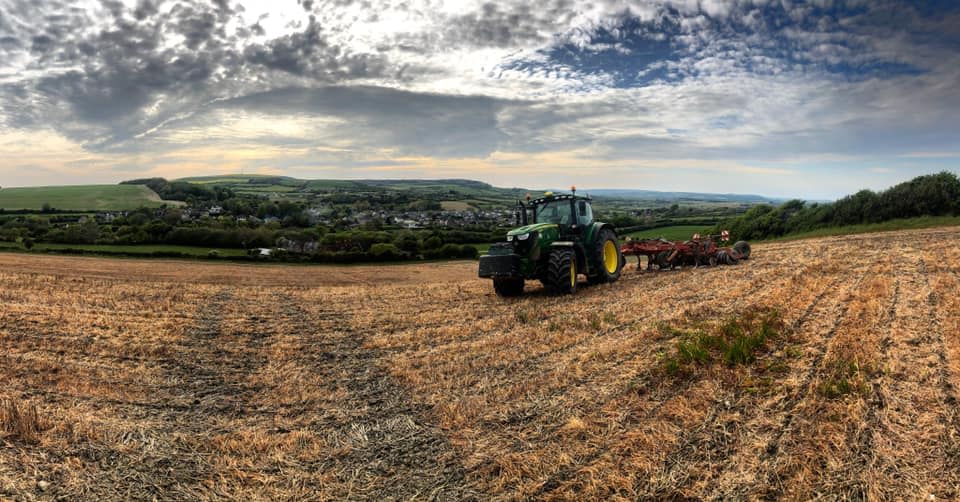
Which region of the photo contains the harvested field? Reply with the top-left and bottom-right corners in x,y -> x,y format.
2,226 -> 959,500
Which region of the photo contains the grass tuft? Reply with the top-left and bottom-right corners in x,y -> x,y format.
817,359 -> 873,399
662,308 -> 782,376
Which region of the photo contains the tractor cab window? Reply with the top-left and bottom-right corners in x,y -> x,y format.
535,200 -> 574,225
578,200 -> 593,225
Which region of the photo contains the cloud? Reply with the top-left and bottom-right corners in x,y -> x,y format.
0,0 -> 958,198
144,85 -> 521,159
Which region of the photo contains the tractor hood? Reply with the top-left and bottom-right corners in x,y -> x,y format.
507,223 -> 557,236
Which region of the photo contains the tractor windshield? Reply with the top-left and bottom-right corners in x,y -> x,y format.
535,200 -> 574,225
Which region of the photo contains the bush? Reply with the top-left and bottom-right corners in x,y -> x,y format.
714,171 -> 960,241
423,236 -> 443,250
461,245 -> 479,259
369,243 -> 405,260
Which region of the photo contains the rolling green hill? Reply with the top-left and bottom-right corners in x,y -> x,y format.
0,184 -> 173,211
173,175 -> 529,208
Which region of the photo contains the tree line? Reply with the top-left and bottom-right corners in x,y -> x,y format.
714,171 -> 960,241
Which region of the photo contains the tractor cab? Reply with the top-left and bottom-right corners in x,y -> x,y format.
515,190 -> 595,234
480,188 -> 623,297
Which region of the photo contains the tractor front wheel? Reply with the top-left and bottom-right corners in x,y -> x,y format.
547,248 -> 577,294
493,278 -> 524,297
589,228 -> 623,284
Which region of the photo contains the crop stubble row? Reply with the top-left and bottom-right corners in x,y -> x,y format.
1,227 -> 959,500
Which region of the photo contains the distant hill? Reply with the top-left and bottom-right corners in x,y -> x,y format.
584,189 -> 783,204
0,184 -> 172,211
171,174 -> 778,205
1,175 -> 788,213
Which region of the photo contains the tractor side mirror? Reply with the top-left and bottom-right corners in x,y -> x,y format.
515,211 -> 521,226
578,201 -> 587,217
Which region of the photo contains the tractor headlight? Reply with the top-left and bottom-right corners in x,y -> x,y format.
516,233 -> 531,241
506,235 -> 514,242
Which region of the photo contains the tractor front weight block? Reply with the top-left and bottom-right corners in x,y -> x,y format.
478,254 -> 522,278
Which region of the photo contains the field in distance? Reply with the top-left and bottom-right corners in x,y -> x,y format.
0,184 -> 175,211
625,224 -> 713,241
2,226 -> 960,500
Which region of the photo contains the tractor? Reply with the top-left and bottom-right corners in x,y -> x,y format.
478,188 -> 623,296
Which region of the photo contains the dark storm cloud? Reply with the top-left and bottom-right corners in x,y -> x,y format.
445,2 -> 548,48
243,15 -> 385,79
0,0 -> 390,147
215,85 -> 519,157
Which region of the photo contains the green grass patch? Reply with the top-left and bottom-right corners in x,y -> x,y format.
662,308 -> 783,377
627,225 -> 712,241
817,360 -> 874,399
0,185 -> 172,211
765,215 -> 960,243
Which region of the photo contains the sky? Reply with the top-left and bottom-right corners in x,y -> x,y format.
0,0 -> 958,199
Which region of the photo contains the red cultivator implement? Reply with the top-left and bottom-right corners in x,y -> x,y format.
620,231 -> 751,271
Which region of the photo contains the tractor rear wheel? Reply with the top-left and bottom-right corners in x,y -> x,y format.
493,277 -> 524,297
589,228 -> 623,284
734,241 -> 751,259
547,248 -> 577,294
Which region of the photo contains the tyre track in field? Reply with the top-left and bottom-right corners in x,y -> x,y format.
426,262 -> 783,408
370,269 -> 693,360
756,268 -> 872,500
529,268 -> 852,500
940,267 -> 960,487
133,287 -> 278,499
279,294 -> 479,501
449,264 -> 779,463
703,266 -> 871,500
859,253 -> 960,498
640,270 -> 855,498
845,263 -> 901,495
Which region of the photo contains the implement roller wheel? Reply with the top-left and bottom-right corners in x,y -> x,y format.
656,251 -> 673,270
733,241 -> 751,260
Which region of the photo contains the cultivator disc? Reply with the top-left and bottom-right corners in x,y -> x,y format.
620,232 -> 750,272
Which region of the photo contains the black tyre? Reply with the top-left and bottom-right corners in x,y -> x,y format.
656,251 -> 673,270
733,241 -> 751,260
547,248 -> 577,294
493,278 -> 524,297
589,228 -> 623,284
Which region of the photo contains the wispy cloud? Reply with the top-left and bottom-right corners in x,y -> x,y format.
898,151 -> 960,159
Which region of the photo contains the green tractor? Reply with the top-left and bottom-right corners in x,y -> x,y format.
479,189 -> 624,296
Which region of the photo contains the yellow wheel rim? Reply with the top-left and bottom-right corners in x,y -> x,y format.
570,260 -> 576,288
603,240 -> 618,274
